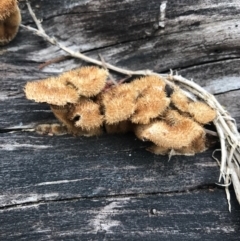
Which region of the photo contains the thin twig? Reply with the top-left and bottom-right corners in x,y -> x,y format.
204,129 -> 218,137
26,1 -> 45,33
99,54 -> 118,86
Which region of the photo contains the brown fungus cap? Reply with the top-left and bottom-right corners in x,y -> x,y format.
25,78 -> 80,106
0,0 -> 17,20
0,0 -> 21,45
25,66 -> 108,105
171,88 -> 190,112
131,86 -> 170,124
102,84 -> 137,124
60,66 -> 108,97
135,110 -> 205,150
69,99 -> 104,131
188,102 -> 216,124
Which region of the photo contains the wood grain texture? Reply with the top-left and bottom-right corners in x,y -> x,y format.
0,132 -> 219,207
1,190 -> 240,241
1,0 -> 240,240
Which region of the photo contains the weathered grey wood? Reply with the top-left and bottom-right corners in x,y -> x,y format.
1,0 -> 240,240
1,189 -> 240,241
15,0 -> 240,72
0,132 -> 219,207
215,90 -> 240,128
179,59 -> 240,95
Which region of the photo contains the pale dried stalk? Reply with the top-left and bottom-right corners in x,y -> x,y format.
169,75 -> 240,211
22,2 -> 240,211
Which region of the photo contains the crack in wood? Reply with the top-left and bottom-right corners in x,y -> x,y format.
176,57 -> 240,73
214,88 -> 240,97
0,183 -> 218,211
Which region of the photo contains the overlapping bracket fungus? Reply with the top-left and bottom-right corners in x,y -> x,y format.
0,0 -> 21,45
25,66 -> 216,155
25,66 -> 217,156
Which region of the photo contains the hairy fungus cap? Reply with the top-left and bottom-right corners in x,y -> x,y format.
131,86 -> 170,124
171,88 -> 190,112
0,0 -> 21,45
188,102 -> 216,124
50,105 -> 101,136
61,66 -> 108,97
102,84 -> 137,124
131,75 -> 166,94
143,125 -> 207,156
25,78 -> 79,106
173,132 -> 207,155
135,110 -> 205,149
164,109 -> 187,125
0,0 -> 17,20
171,88 -> 216,125
70,99 -> 103,131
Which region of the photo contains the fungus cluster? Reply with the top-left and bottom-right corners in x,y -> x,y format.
25,66 -> 217,156
0,0 -> 21,45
